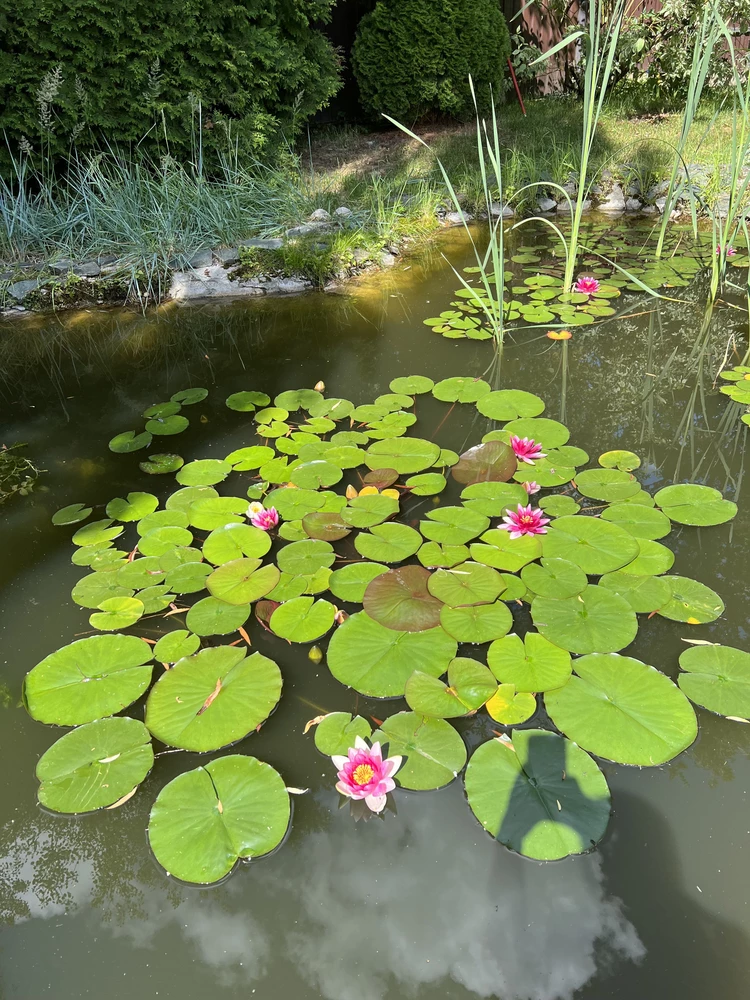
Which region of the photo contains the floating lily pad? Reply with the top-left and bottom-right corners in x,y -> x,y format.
363,566 -> 443,632
109,430 -> 152,453
309,397 -> 356,420
545,653 -> 697,765
115,557 -> 164,589
52,503 -> 92,526
427,561 -> 504,606
532,585 -> 637,654
106,492 -> 159,522
678,645 -> 750,720
340,494 -> 399,528
654,484 -> 737,526
145,414 -> 189,436
206,558 -> 280,605
406,472 -> 446,496
484,685 -> 537,725
328,613 -> 456,697
328,563 -> 389,602
165,485 -> 218,512
520,558 -> 587,600
405,658 -> 497,717
541,515 -> 639,574
470,529 -> 543,572
465,730 -> 610,860
599,571 -> 671,613
185,597 -> 251,636
146,646 -> 281,751
89,596 -> 145,631
148,755 -> 290,883
276,539 -> 335,576
488,632 -> 572,692
270,597 -> 336,642
36,717 -> 154,814
620,538 -> 675,576
389,375 -> 434,394
476,389 -> 545,421
658,576 -> 724,623
24,634 -> 153,725
226,445 -> 275,470
171,388 -> 208,405
373,712 -> 467,789
140,453 -> 185,475
226,391 -> 270,411
202,525 -> 272,569
599,450 -> 641,471
313,712 -> 373,754
574,469 -> 640,502
420,506 -> 490,546
439,601 -> 513,642
71,571 -> 134,609
354,523 -> 422,563
176,459 -> 231,487
365,437 -> 440,474
139,525 -> 194,557
165,561 -> 213,594
274,388 -> 323,412
72,518 -> 123,548
289,461 -> 343,490
451,441 -> 517,485
460,482 -> 528,516
188,496 -> 247,531
417,542 -> 470,568
432,377 -> 491,403
600,503 -> 671,539
153,630 -> 201,663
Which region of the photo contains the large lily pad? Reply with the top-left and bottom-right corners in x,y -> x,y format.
341,494 -> 400,528
313,712 -> 373,755
188,497 -> 247,531
270,597 -> 336,642
531,585 -> 637,654
541,515 -> 639,574
620,538 -> 675,576
145,646 -> 282,751
460,481 -> 528,516
354,523 -> 422,563
432,377 -> 490,403
600,503 -> 671,539
185,597 -> 251,636
470,530 -> 543,572
427,561 -> 504,606
206,558 -> 280,605
574,469 -> 640,502
373,712 -> 467,789
464,730 -> 610,860
89,596 -> 145,631
439,601 -> 513,643
24,634 -> 154,725
599,571 -> 671,613
654,484 -> 737,526
476,389 -> 545,421
503,417 -> 570,449
363,566 -> 443,632
420,506 -> 489,545
36,717 -> 153,814
520,558 -> 587,600
105,492 -> 159,522
276,539 -> 336,576
389,375 -> 434,394
71,572 -> 134,609
148,755 -> 290,883
451,441 -> 517,485
488,632 -> 572,692
153,630 -> 201,664
545,653 -> 697,765
678,645 -> 750,719
658,576 -> 725,623
203,524 -> 271,565
365,437 -> 440,474
327,612 -> 457,697
404,658 -> 497,717
417,542 -> 471,568
328,562 -> 389,602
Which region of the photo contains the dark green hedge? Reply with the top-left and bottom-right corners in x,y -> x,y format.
352,0 -> 511,121
0,0 -> 341,164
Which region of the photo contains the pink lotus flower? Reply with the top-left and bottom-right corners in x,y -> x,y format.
523,481 -> 541,495
573,275 -> 600,295
248,504 -> 279,530
510,435 -> 547,465
332,736 -> 402,814
499,503 -> 551,539
716,245 -> 736,256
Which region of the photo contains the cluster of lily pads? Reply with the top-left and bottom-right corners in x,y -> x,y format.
107,387 -> 208,473
426,223 -> 746,339
719,364 -> 750,427
26,374 -> 748,884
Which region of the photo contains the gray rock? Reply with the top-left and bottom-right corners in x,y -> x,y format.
625,181 -> 641,197
590,184 -> 603,196
286,222 -> 331,238
642,204 -> 657,215
556,200 -> 572,214
50,258 -> 76,274
239,238 -> 284,251
334,206 -> 353,218
0,270 -> 13,282
74,261 -> 101,277
646,180 -> 670,201
169,264 -> 311,301
537,198 -> 557,213
716,194 -> 731,218
96,254 -> 118,266
380,253 -> 397,267
213,247 -> 240,265
625,197 -> 642,211
655,196 -> 668,214
187,249 -> 213,269
352,249 -> 370,264
562,181 -> 578,196
598,184 -> 626,212
444,210 -> 473,226
7,278 -> 39,301
490,202 -> 515,217
309,208 -> 331,222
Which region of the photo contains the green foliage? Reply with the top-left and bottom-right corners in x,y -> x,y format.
0,0 -> 341,165
352,0 -> 511,121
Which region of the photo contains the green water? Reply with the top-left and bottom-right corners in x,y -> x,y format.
2,229 -> 750,999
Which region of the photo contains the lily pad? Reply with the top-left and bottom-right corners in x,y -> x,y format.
405,658 -> 497,718
600,503 -> 671,539
389,375 -> 434,394
109,430 -> 153,453
139,526 -> 194,557
52,503 -> 92,525
175,459 -> 231,487
185,597 -> 251,636
290,461 -> 343,490
373,712 -> 467,789
89,596 -> 145,631
678,645 -> 750,719
451,441 -> 517,485
541,515 -> 639,574
421,506 -> 490,546
464,730 -> 610,860
36,717 -> 154,814
72,518 -> 123,548
206,559 -> 280,605
427,561 -> 504,606
270,597 -> 336,642
574,469 -> 640,502
476,389 -> 545,421
363,566 -> 443,632
532,585 -> 637,654
488,632 -> 572,692
439,601 -> 513,642
406,473 -> 446,496
328,563 -> 389,602
365,438 -> 440,474
165,561 -> 213,594
276,539 -> 336,576
599,571 -> 671,613
417,542 -> 471,568
327,612 -> 456,697
484,685 -> 537,725
71,572 -> 134,609
140,453 -> 185,475
171,388 -> 208,405
432,377 -> 491,403
188,496 -> 248,531
226,391 -> 270,411
274,388 -> 323,412
654,484 -> 737,526
226,445 -> 275,470
153,630 -> 201,663
504,417 -> 570,449
24,634 -> 153,725
165,485 -> 218,512
520,558 -> 587,600
313,712 -> 373,755
354,523 -> 422,563
470,530 -> 543,572
202,524 -> 271,565
145,414 -> 189,436
146,646 -> 282,751
545,653 -> 697,765
136,584 -> 175,613
105,492 -> 158,522
599,450 -> 641,471
620,538 -> 675,576
340,494 -> 399,528
148,755 -> 290,883
658,576 -> 725,623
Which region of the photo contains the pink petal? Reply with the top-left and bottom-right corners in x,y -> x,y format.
381,756 -> 402,778
364,793 -> 387,813
353,735 -> 369,751
331,755 -> 348,770
335,781 -> 353,798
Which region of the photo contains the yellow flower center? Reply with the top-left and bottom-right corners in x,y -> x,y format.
352,764 -> 375,785
520,515 -> 535,526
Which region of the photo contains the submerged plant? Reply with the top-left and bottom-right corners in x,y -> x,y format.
30,374 -> 744,882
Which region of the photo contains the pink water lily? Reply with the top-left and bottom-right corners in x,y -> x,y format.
332,736 -> 402,814
248,504 -> 279,530
716,245 -> 737,256
510,435 -> 547,465
573,275 -> 600,295
499,503 -> 550,539
523,480 -> 541,495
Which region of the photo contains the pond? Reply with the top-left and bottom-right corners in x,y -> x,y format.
1,224 -> 750,1000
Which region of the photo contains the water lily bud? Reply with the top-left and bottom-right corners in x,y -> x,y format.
308,645 -> 324,664
314,381 -> 325,392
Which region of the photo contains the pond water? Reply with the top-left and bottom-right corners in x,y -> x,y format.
1,226 -> 750,1000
